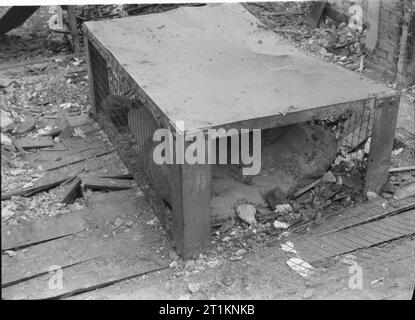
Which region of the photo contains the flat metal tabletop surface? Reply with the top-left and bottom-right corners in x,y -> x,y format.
85,3 -> 396,132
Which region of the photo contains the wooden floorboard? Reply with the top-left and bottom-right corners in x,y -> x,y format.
2,253 -> 169,299
1,209 -> 89,251
1,189 -> 171,298
297,209 -> 415,263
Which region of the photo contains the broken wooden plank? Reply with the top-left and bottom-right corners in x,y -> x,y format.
1,208 -> 89,251
0,54 -> 74,71
293,178 -> 322,199
1,175 -> 72,200
389,165 -> 415,173
82,177 -> 135,191
15,136 -> 54,149
306,0 -> 327,29
59,177 -> 82,204
2,253 -> 169,299
42,147 -> 114,171
1,193 -> 167,295
96,172 -> 133,180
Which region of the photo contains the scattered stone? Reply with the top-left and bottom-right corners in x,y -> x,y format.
113,217 -> 123,228
274,204 -> 293,215
4,250 -> 16,257
126,220 -> 134,227
235,203 -> 257,226
188,282 -> 200,294
169,261 -> 178,268
366,191 -> 379,201
322,171 -> 336,183
146,217 -> 158,226
273,220 -> 290,229
302,288 -> 314,299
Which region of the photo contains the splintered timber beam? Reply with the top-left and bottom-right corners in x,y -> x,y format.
59,176 -> 82,204
389,166 -> 415,173
82,177 -> 135,191
42,147 -> 114,171
1,175 -> 73,200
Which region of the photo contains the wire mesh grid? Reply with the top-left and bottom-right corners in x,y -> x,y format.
87,34 -> 173,230
337,98 -> 375,153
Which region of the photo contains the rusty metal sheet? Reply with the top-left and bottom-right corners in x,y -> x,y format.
84,4 -> 396,132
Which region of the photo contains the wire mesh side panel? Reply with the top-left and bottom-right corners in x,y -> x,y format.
337,99 -> 375,153
87,34 -> 172,228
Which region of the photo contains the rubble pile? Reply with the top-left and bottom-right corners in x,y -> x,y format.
76,4 -> 203,22
246,2 -> 367,72
0,55 -> 129,225
209,121 -> 414,255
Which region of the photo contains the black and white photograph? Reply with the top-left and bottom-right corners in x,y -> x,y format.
1,0 -> 414,303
